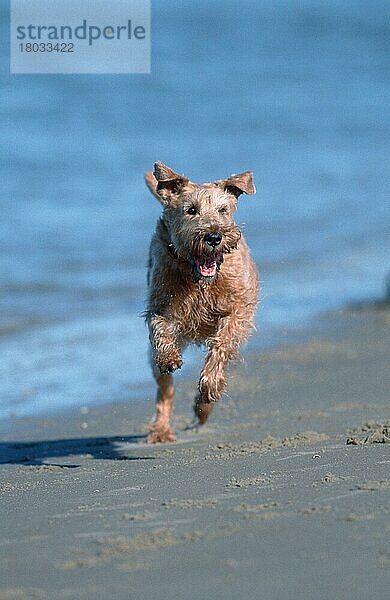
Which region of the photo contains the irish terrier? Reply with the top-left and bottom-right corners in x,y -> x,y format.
144,162 -> 259,443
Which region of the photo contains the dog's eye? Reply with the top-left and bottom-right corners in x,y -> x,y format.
218,206 -> 228,215
187,206 -> 197,215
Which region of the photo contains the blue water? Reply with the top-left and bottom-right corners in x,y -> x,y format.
1,1 -> 389,418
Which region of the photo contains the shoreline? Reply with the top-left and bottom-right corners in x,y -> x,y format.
2,291 -> 387,426
0,303 -> 389,599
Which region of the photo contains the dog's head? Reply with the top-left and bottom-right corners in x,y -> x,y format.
145,162 -> 255,283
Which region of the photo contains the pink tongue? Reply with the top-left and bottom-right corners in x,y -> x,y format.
197,258 -> 217,277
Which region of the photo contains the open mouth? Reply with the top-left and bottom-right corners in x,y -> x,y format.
195,255 -> 220,278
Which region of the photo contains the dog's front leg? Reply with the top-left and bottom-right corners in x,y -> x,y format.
148,315 -> 183,375
194,346 -> 227,424
147,315 -> 182,443
194,313 -> 247,424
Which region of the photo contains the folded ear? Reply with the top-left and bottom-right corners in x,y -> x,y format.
216,171 -> 256,198
148,161 -> 189,204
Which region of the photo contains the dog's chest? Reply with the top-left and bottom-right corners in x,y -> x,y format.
167,281 -> 230,341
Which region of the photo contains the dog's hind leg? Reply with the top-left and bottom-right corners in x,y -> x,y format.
147,332 -> 186,443
147,359 -> 176,443
146,316 -> 184,443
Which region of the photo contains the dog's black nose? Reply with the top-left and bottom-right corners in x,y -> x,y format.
204,232 -> 222,247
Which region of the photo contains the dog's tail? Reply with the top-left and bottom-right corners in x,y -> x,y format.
144,171 -> 161,200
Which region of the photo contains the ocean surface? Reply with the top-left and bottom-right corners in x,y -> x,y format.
1,1 -> 389,418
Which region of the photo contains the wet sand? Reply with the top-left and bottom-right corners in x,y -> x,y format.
0,305 -> 389,599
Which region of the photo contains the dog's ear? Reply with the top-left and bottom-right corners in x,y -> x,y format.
144,171 -> 162,201
147,161 -> 189,205
216,171 -> 256,198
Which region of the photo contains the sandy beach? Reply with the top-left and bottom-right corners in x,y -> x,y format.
0,303 -> 389,599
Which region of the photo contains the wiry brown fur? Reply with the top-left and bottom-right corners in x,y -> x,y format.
144,162 -> 259,443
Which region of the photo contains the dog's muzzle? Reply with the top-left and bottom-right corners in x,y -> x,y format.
204,232 -> 222,248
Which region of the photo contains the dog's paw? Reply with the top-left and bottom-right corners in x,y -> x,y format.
193,398 -> 214,424
156,356 -> 183,374
147,428 -> 176,444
